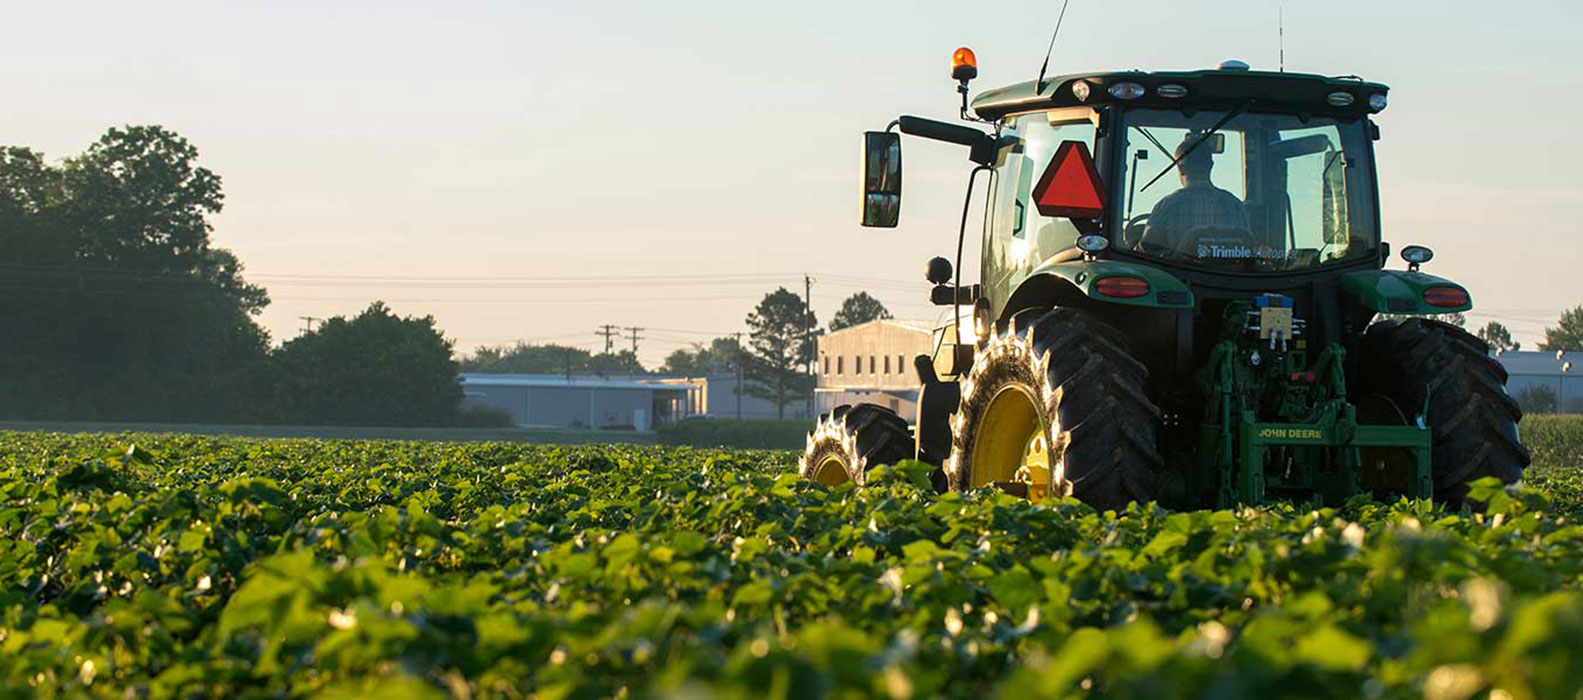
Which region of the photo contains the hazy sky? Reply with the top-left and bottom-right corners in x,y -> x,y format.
6,0 -> 1581,364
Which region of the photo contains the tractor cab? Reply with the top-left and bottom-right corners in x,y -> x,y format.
972,65 -> 1387,299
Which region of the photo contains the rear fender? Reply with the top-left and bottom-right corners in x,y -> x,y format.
1339,270 -> 1472,315
1002,260 -> 1195,321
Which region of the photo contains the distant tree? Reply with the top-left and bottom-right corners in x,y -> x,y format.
1538,306 -> 1583,352
744,288 -> 816,418
660,337 -> 743,376
1477,321 -> 1521,353
270,302 -> 461,426
588,351 -> 645,376
829,292 -> 892,331
461,343 -> 644,375
1516,385 -> 1559,415
465,343 -> 589,374
0,126 -> 270,422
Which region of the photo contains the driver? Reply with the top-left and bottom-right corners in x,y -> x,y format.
1141,136 -> 1249,252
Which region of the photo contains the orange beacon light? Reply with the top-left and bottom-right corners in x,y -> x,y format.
952,47 -> 978,82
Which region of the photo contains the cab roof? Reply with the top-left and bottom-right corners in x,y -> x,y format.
970,68 -> 1389,122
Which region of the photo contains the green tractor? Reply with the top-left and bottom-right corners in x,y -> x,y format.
800,50 -> 1529,509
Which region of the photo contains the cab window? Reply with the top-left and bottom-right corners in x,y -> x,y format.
984,109 -> 1098,300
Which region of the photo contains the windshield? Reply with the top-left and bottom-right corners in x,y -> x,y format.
1115,109 -> 1376,272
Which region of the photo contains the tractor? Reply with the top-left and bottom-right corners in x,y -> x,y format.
800,50 -> 1529,510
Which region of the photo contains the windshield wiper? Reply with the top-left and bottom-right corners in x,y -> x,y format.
1136,127 -> 1172,159
1139,99 -> 1255,193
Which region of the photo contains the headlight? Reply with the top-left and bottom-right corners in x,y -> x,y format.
1400,245 -> 1434,265
1109,82 -> 1145,100
1071,80 -> 1091,101
1076,235 -> 1110,253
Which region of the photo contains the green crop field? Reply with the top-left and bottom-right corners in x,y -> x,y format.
2,420 -> 1583,698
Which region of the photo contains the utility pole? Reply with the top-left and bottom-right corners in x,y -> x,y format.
597,324 -> 619,355
803,274 -> 815,419
733,331 -> 744,419
625,326 -> 644,378
298,316 -> 321,335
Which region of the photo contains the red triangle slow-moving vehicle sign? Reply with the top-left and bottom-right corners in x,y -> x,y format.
1031,140 -> 1106,219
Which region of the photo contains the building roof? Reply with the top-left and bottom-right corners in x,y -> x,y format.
1495,351 -> 1578,377
825,318 -> 935,337
460,373 -> 692,393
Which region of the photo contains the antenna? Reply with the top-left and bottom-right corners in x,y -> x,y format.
1279,6 -> 1286,72
1034,0 -> 1074,95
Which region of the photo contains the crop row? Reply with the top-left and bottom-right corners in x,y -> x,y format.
1,431 -> 1582,697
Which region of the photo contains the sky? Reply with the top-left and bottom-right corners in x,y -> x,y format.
5,0 -> 1581,365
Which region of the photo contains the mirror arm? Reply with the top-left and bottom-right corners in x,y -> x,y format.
896,116 -> 997,166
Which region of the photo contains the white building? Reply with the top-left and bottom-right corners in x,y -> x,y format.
815,319 -> 934,421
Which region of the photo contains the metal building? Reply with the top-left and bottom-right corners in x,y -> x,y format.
1496,350 -> 1582,413
460,374 -> 697,430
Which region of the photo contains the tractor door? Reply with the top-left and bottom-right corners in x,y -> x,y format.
982,107 -> 1101,320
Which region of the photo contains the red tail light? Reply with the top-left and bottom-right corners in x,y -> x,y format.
1095,276 -> 1149,298
1423,286 -> 1468,308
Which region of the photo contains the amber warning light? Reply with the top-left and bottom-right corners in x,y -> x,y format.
952,47 -> 978,81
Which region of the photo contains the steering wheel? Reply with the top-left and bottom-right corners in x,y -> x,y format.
1121,213 -> 1149,249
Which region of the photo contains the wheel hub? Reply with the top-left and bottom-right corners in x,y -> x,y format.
813,455 -> 851,486
970,385 -> 1056,499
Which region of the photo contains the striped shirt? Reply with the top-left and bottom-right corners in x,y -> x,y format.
1143,183 -> 1250,251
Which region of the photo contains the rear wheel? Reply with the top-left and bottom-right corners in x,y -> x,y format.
1358,318 -> 1530,506
946,308 -> 1161,510
799,404 -> 913,486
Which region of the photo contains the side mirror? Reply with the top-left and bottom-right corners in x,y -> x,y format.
862,131 -> 902,228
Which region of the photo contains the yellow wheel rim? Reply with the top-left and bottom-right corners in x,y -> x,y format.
970,385 -> 1053,499
813,455 -> 851,486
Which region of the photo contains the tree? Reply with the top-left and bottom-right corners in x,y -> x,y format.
270,302 -> 462,426
0,126 -> 270,422
660,337 -> 743,376
744,288 -> 816,418
1477,321 -> 1521,353
1539,305 -> 1583,352
461,343 -> 644,375
829,292 -> 892,331
1515,385 -> 1559,415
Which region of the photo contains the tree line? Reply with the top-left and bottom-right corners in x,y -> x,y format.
0,127 -> 465,427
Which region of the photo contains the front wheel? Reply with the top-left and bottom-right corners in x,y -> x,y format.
946,308 -> 1162,510
799,404 -> 913,486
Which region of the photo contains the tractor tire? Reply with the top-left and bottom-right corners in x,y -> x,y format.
1358,318 -> 1530,506
946,308 -> 1162,510
799,403 -> 913,486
